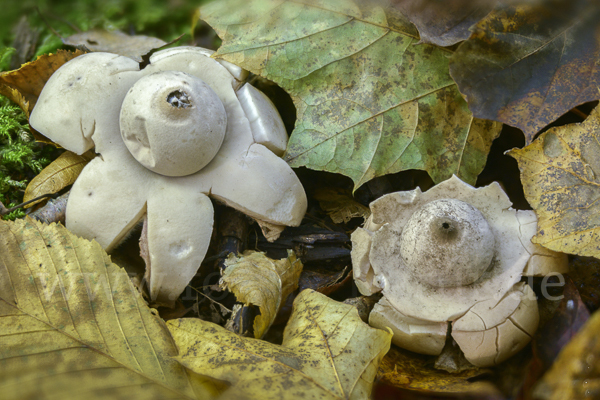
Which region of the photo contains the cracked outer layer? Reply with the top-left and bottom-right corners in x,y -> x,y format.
452,283 -> 539,366
351,175 -> 567,366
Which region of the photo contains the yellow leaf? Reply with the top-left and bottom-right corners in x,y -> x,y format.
221,250 -> 303,339
534,310 -> 600,400
314,187 -> 370,224
23,150 -> 95,207
509,105 -> 600,257
0,217 -> 220,400
377,346 -> 499,395
168,289 -> 392,400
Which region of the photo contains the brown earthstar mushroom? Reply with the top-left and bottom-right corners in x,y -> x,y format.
351,175 -> 567,367
29,47 -> 307,306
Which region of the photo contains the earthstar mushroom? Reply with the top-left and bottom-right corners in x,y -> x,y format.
351,175 -> 567,366
29,47 -> 307,305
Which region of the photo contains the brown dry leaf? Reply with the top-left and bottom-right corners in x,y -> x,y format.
275,268 -> 351,325
450,0 -> 600,143
221,250 -> 303,339
64,29 -> 167,63
0,49 -> 85,116
314,187 -> 370,224
533,310 -> 600,400
23,150 -> 95,207
168,289 -> 392,400
255,219 -> 285,242
390,0 -> 495,47
508,104 -> 600,257
378,345 -> 499,396
0,217 -> 221,399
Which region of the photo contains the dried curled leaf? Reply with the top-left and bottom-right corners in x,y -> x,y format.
314,187 -> 370,223
23,150 -> 95,207
221,250 -> 303,338
168,289 -> 392,400
0,49 -> 85,116
378,346 -> 499,395
201,0 -> 501,189
64,29 -> 167,63
534,309 -> 600,400
0,217 -> 219,400
450,0 -> 600,142
509,105 -> 600,257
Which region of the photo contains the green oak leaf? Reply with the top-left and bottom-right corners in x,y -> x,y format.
200,0 -> 501,189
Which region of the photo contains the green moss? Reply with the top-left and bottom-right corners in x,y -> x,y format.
0,96 -> 55,219
0,0 -> 208,49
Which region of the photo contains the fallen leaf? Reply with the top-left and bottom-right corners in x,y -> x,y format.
255,218 -> 285,242
533,309 -> 600,400
314,187 -> 370,224
377,346 -> 499,395
303,267 -> 352,296
200,0 -> 502,189
0,217 -> 220,399
0,49 -> 85,116
343,294 -> 379,323
508,105 -> 600,257
168,289 -> 392,400
391,0 -> 495,47
275,267 -> 352,324
449,0 -> 600,143
221,250 -> 303,338
23,149 -> 95,207
64,29 -> 167,63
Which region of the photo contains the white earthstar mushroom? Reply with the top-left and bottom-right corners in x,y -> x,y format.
351,175 -> 568,367
29,47 -> 307,306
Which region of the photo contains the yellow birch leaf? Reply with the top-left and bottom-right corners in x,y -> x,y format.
534,310 -> 600,400
168,289 -> 392,400
23,150 -> 95,207
221,250 -> 303,338
0,217 -> 220,400
509,105 -> 600,257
